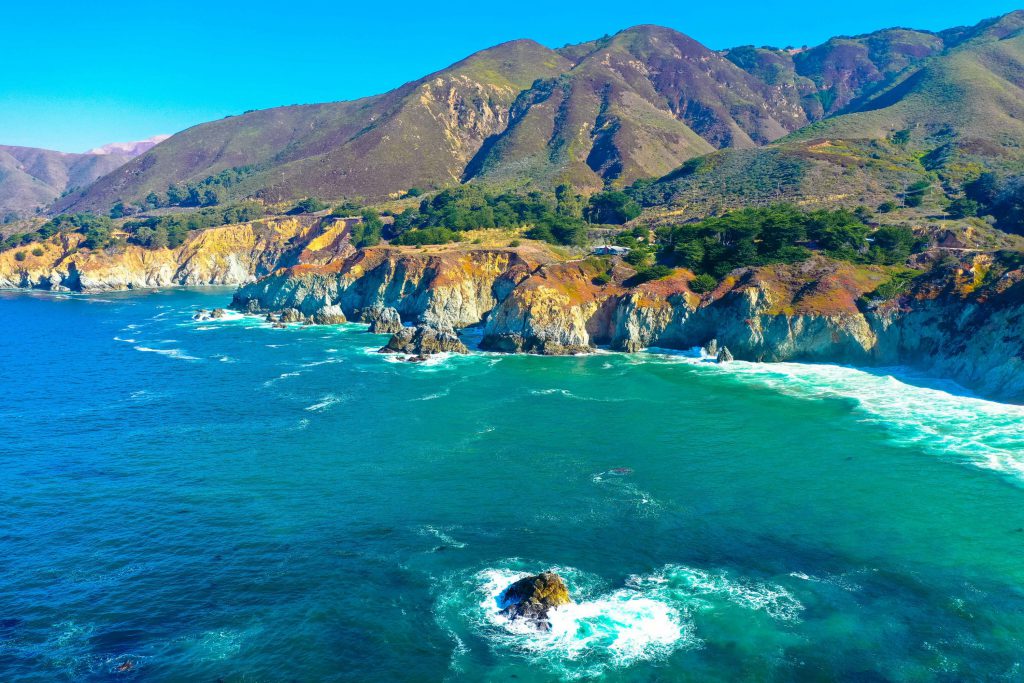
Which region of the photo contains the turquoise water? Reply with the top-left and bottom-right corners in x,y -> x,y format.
2,288 -> 1024,681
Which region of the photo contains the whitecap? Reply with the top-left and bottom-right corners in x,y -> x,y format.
304,394 -> 344,412
441,562 -> 804,679
132,346 -> 200,361
646,351 -> 1024,482
300,358 -> 342,368
420,525 -> 467,549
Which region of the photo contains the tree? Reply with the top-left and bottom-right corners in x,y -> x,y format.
145,191 -> 163,209
555,184 -> 584,219
351,209 -> 384,248
167,185 -> 187,205
947,198 -> 980,219
889,129 -> 911,146
689,274 -> 717,293
870,226 -> 916,264
903,180 -> 931,207
202,188 -> 222,207
585,191 -> 641,224
292,197 -> 328,214
964,172 -> 1000,206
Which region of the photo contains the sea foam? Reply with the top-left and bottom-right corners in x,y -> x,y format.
439,562 -> 802,679
646,351 -> 1024,482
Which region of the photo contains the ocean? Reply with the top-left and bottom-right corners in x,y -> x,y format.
1,287 -> 1023,681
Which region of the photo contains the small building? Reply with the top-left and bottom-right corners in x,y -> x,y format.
592,244 -> 630,256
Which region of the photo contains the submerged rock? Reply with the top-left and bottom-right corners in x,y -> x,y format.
369,307 -> 403,334
311,304 -> 347,325
194,308 -> 228,321
717,346 -> 734,363
380,324 -> 468,355
499,571 -> 572,631
279,308 -> 303,323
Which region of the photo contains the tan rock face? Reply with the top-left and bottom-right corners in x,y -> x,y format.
499,572 -> 572,631
232,247 -> 544,329
0,218 -> 309,291
6,219 -> 1024,401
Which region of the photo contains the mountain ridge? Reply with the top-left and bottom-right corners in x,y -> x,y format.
18,10 -> 1024,216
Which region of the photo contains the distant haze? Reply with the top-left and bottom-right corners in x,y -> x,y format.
86,135 -> 171,156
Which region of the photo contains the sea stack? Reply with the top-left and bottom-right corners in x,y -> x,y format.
369,307 -> 403,334
312,304 -> 347,325
379,324 -> 468,355
717,346 -> 734,363
499,572 -> 572,631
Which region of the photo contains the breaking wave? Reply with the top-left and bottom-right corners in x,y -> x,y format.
646,350 -> 1024,482
435,562 -> 802,679
132,346 -> 200,361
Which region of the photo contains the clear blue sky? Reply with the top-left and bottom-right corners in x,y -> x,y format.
3,1 -> 1020,152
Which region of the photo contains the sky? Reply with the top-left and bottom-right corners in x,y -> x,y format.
2,1 -> 1020,153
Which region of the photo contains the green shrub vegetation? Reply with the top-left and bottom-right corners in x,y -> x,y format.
291,197 -> 328,214
964,172 -> 1024,234
689,273 -> 718,293
145,166 -> 255,209
384,186 -> 591,246
350,210 -> 384,248
124,202 -> 265,249
2,213 -> 112,251
656,204 -> 923,278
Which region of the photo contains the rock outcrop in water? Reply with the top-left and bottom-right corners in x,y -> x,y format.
499,572 -> 572,631
231,245 -> 1024,401
4,209 -> 1024,402
380,324 -> 469,356
369,307 -> 403,334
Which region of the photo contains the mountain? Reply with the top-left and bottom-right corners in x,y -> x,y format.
50,11 -> 1024,215
0,146 -> 133,217
0,136 -> 172,217
86,135 -> 171,156
640,11 -> 1024,216
464,25 -> 808,191
55,40 -> 572,213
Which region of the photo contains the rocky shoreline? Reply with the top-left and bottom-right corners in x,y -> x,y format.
4,222 -> 1024,402
230,246 -> 1024,403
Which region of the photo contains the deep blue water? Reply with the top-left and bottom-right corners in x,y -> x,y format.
2,288 -> 1024,681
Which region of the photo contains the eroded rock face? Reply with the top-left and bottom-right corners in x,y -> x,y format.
312,304 -> 347,325
232,248 -> 541,329
0,218 -> 311,292
498,572 -> 572,631
369,307 -> 403,334
380,324 -> 468,355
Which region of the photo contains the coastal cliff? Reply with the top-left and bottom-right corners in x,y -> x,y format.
0,217 -> 312,291
231,245 -> 1024,401
2,216 -> 1022,401
231,245 -> 551,327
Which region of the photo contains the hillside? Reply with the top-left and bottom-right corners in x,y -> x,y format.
465,25 -> 807,192
42,10 -> 1024,218
0,146 -> 132,217
55,40 -> 572,214
638,11 -> 1024,216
